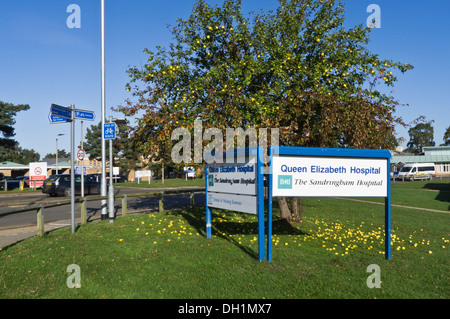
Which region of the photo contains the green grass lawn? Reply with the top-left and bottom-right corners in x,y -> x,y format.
352,179 -> 450,211
1,186 -> 448,298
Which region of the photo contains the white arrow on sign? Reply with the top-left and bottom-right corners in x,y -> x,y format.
48,112 -> 70,124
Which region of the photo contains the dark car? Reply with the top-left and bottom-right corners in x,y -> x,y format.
42,174 -> 101,197
4,177 -> 21,190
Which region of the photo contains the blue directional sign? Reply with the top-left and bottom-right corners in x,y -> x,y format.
104,122 -> 116,140
48,112 -> 70,124
51,104 -> 72,120
74,109 -> 96,121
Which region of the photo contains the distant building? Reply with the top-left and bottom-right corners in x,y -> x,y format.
391,146 -> 450,175
0,161 -> 28,178
42,157 -> 71,175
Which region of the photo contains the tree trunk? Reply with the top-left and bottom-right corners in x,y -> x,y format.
277,197 -> 302,225
277,197 -> 291,220
290,197 -> 300,223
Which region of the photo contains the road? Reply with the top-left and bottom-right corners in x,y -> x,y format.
0,186 -> 205,248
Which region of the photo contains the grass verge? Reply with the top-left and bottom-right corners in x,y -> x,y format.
0,194 -> 448,299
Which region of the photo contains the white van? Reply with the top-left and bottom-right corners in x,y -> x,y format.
398,163 -> 435,180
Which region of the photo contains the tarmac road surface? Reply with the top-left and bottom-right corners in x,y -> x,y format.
0,186 -> 205,248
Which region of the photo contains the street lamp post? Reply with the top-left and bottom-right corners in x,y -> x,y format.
100,0 -> 107,220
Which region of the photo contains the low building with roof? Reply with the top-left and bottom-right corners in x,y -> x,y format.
0,161 -> 28,178
391,146 -> 450,176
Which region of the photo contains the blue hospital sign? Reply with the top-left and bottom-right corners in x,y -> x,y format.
272,156 -> 388,197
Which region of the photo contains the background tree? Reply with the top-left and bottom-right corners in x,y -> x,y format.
405,122 -> 435,154
441,126 -> 450,146
0,101 -> 30,161
11,147 -> 41,164
43,149 -> 70,159
117,0 -> 416,223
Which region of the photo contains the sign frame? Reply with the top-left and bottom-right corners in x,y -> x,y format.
268,146 -> 392,262
48,112 -> 70,124
29,162 -> 48,188
205,146 -> 266,261
74,109 -> 96,121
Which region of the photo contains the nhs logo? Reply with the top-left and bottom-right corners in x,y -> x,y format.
278,175 -> 292,189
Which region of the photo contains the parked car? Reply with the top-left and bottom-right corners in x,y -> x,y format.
42,174 -> 101,197
4,177 -> 21,189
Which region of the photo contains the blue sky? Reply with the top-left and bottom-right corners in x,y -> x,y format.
1,0 -> 449,158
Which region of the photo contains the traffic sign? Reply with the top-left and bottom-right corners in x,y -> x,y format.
104,122 -> 116,140
77,149 -> 85,160
48,112 -> 70,124
74,109 -> 96,121
51,104 -> 72,120
75,166 -> 87,175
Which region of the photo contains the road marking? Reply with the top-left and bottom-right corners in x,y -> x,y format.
333,197 -> 450,214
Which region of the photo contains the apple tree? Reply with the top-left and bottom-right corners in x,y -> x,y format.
116,0 -> 416,222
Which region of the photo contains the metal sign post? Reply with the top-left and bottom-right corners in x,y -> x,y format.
80,121 -> 85,198
49,103 -> 95,234
70,105 -> 75,234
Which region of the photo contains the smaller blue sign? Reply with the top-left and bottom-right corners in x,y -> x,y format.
74,109 -> 95,121
48,112 -> 70,124
75,166 -> 87,175
104,122 -> 116,140
51,104 -> 72,120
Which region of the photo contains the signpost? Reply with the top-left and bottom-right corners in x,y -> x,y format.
50,104 -> 72,120
29,162 -> 47,188
104,122 -> 116,140
268,146 -> 392,262
77,149 -> 85,161
48,112 -> 70,124
49,103 -> 95,234
74,109 -> 96,121
205,147 -> 265,261
136,170 -> 151,184
75,166 -> 87,175
205,146 -> 392,264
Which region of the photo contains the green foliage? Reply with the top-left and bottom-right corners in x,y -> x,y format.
116,0 -> 415,162
405,122 -> 435,154
9,146 -> 41,164
442,126 -> 450,146
43,149 -> 70,159
83,121 -> 140,174
0,101 -> 29,147
0,101 -> 38,162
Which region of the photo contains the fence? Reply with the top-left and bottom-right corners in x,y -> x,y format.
0,188 -> 205,238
